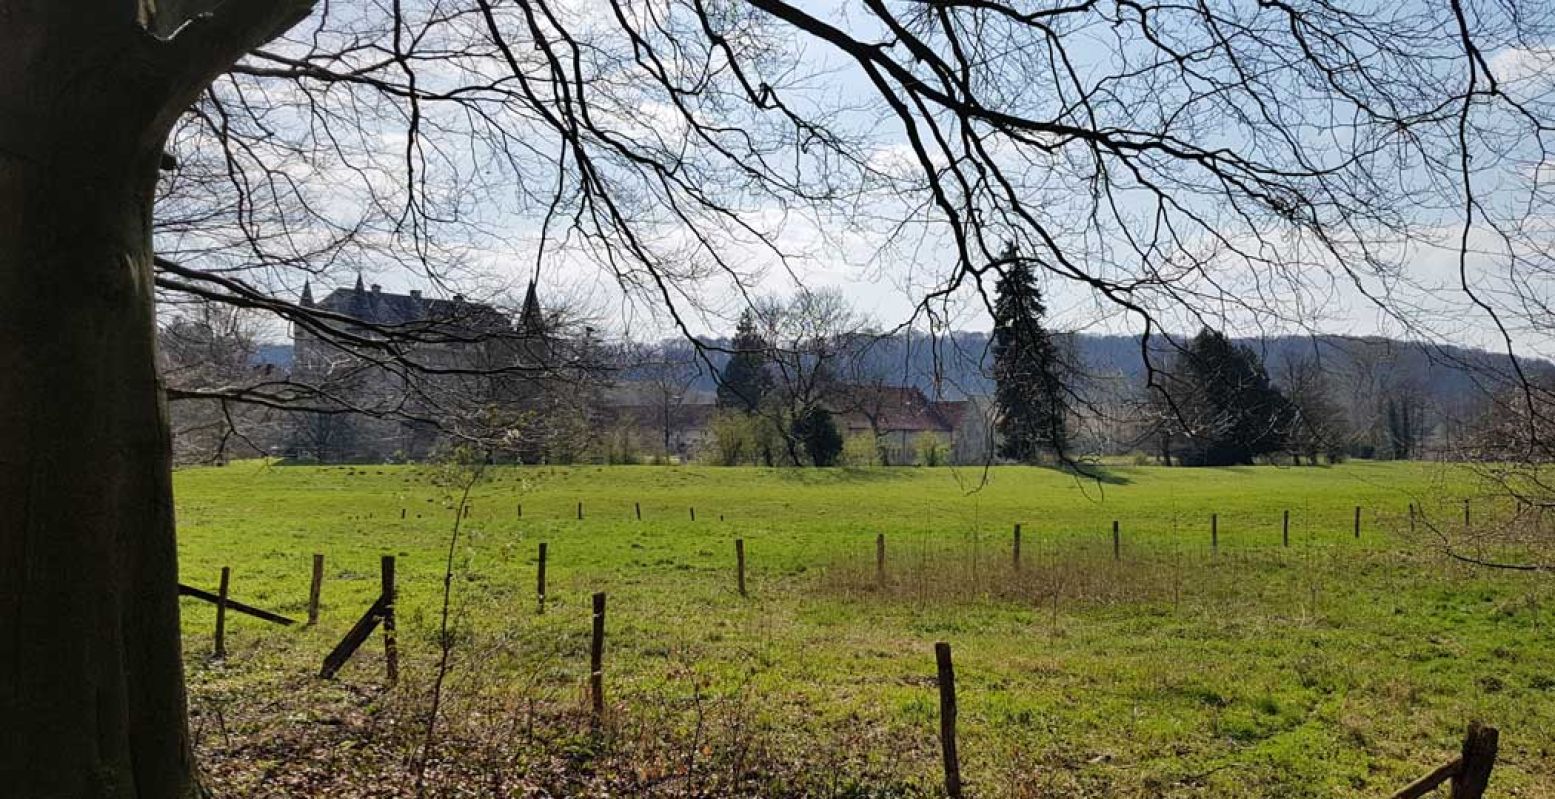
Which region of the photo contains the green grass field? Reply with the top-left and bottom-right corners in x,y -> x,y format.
174,462 -> 1555,797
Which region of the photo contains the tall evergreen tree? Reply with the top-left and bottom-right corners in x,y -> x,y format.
716,309 -> 774,413
1169,329 -> 1294,466
991,245 -> 1069,462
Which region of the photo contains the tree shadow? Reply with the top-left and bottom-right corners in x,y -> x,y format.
1057,461 -> 1133,485
770,466 -> 920,484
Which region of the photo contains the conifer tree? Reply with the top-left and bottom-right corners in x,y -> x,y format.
991,245 -> 1069,463
716,309 -> 774,413
1169,329 -> 1294,466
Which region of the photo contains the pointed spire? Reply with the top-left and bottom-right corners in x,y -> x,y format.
354,273 -> 365,293
519,279 -> 544,335
300,279 -> 314,307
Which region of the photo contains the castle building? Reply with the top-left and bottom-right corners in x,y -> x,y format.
290,278 -> 554,461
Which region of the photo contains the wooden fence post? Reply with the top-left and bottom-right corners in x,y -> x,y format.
1388,722 -> 1498,799
214,566 -> 230,659
1112,520 -> 1120,561
935,642 -> 962,798
381,555 -> 398,683
1012,523 -> 1022,572
400,508 -> 406,520
635,501 -> 641,521
1452,722 -> 1498,799
1409,503 -> 1417,534
876,533 -> 886,586
590,592 -> 606,731
517,503 -> 522,519
307,554 -> 324,626
689,506 -> 696,522
1211,514 -> 1218,554
577,501 -> 583,520
1283,510 -> 1290,548
736,538 -> 747,597
537,542 -> 548,614
1464,499 -> 1471,529
1354,506 -> 1362,539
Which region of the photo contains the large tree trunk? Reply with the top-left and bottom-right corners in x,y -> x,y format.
0,3 -> 309,796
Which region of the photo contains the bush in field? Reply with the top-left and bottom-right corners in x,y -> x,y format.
917,432 -> 949,467
706,411 -> 754,465
841,433 -> 881,467
793,407 -> 843,467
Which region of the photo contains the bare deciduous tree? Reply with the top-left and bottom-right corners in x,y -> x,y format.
7,0 -> 1555,793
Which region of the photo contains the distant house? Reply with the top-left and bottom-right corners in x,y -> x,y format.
596,402 -> 719,463
832,385 -> 993,465
290,278 -> 558,462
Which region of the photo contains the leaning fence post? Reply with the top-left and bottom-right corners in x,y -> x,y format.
590,592 -> 607,731
1112,520 -> 1120,561
876,533 -> 887,586
307,553 -> 325,626
735,538 -> 747,597
537,542 -> 548,614
214,566 -> 231,659
1452,722 -> 1499,799
935,642 -> 962,798
1012,523 -> 1022,572
381,555 -> 398,683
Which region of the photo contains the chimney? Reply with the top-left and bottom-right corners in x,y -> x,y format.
371,284 -> 381,293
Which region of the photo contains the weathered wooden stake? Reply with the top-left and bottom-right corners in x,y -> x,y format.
537,542 -> 548,614
935,642 -> 962,798
1464,499 -> 1471,529
689,506 -> 696,522
1452,721 -> 1498,799
381,555 -> 398,683
1112,520 -> 1120,561
214,566 -> 230,659
876,533 -> 887,585
635,501 -> 641,520
1354,505 -> 1362,538
1390,722 -> 1499,799
1211,513 -> 1219,554
736,538 -> 747,597
307,553 -> 324,626
400,508 -> 406,519
590,592 -> 606,730
517,503 -> 522,518
577,501 -> 583,520
1012,523 -> 1022,572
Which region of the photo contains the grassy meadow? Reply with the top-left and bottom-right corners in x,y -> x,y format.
174,462 -> 1555,797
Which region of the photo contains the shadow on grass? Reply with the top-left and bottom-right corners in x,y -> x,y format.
1062,461 -> 1133,486
769,466 -> 920,484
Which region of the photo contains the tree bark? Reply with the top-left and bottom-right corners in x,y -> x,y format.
0,3 -> 309,796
